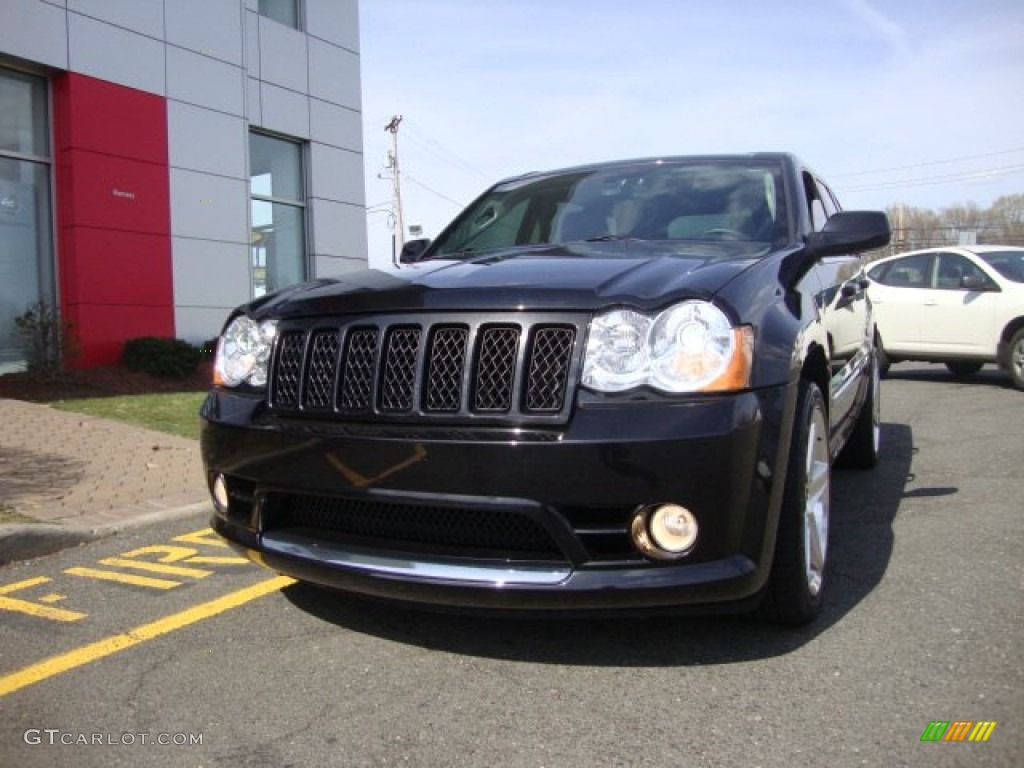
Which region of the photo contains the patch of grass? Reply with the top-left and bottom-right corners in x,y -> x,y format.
52,392 -> 208,440
0,504 -> 38,525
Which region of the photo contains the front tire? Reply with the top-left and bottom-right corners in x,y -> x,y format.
1006,329 -> 1024,390
763,381 -> 831,625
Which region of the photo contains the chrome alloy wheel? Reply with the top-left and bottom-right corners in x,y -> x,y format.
870,354 -> 881,455
803,402 -> 830,597
1013,336 -> 1024,382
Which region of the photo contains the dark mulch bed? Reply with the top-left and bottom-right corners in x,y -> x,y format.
0,362 -> 213,403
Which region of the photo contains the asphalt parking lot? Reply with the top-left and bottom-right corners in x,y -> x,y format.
1,363 -> 1021,768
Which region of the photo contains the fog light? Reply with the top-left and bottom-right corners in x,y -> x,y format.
631,504 -> 698,559
212,474 -> 230,515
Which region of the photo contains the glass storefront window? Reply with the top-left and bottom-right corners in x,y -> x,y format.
250,133 -> 307,298
0,69 -> 49,156
258,0 -> 300,29
0,69 -> 53,373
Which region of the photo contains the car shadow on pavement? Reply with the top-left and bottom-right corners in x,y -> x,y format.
885,364 -> 1012,390
281,422 -> 915,667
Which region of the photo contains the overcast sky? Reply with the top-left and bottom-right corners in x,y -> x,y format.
358,0 -> 1024,267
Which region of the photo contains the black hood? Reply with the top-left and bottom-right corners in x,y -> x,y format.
250,241 -> 777,319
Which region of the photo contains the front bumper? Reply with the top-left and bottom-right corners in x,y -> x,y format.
201,383 -> 792,613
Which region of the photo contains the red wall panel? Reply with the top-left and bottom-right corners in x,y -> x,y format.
52,74 -> 168,164
59,149 -> 170,234
52,73 -> 174,367
60,229 -> 173,306
70,305 -> 175,368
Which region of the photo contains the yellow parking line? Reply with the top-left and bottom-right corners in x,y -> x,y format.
0,575 -> 295,698
64,567 -> 182,590
98,557 -> 213,579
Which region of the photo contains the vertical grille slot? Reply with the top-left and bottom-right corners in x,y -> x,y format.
380,327 -> 422,412
425,326 -> 468,412
303,330 -> 340,409
339,328 -> 378,412
526,327 -> 575,412
474,326 -> 520,412
272,331 -> 305,408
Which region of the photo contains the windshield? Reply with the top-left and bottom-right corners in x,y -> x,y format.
429,159 -> 789,258
978,250 -> 1024,283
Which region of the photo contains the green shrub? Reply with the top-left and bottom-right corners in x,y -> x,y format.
122,337 -> 202,379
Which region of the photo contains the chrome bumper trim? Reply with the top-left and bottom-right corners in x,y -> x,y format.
262,531 -> 572,586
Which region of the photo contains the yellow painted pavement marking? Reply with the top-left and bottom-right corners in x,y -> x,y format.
185,555 -> 249,565
0,575 -> 295,698
0,577 -> 87,623
98,557 -> 213,579
64,567 -> 182,590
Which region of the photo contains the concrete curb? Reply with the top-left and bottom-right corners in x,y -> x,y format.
0,502 -> 211,566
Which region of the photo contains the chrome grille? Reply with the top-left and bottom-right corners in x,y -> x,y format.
269,315 -> 580,424
474,327 -> 519,411
271,332 -> 304,408
339,329 -> 377,412
380,327 -> 421,412
303,330 -> 339,409
526,327 -> 575,412
425,327 -> 468,412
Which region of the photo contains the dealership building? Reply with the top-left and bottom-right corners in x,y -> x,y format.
0,0 -> 368,371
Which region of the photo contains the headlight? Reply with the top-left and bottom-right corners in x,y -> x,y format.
583,301 -> 752,394
213,316 -> 278,388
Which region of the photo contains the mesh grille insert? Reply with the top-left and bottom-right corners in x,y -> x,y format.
526,327 -> 575,412
272,332 -> 305,408
474,327 -> 519,412
275,494 -> 563,557
339,329 -> 378,412
380,327 -> 422,412
425,326 -> 468,412
303,330 -> 340,409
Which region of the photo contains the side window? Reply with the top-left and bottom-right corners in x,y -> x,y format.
452,199 -> 530,252
877,253 -> 932,288
803,172 -> 833,231
934,252 -> 992,290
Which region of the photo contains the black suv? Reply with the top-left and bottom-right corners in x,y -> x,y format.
201,153 -> 891,624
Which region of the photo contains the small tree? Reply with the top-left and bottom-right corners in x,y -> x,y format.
13,301 -> 79,375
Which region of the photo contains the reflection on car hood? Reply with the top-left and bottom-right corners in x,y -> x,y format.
251,241 -> 773,317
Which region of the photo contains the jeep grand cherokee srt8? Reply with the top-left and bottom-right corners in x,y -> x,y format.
201,153 -> 891,624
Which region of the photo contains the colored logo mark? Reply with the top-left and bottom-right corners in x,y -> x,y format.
920,721 -> 997,743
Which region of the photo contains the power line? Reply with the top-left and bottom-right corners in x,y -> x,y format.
833,147 -> 1024,179
402,118 -> 493,183
405,175 -> 466,208
842,163 -> 1024,193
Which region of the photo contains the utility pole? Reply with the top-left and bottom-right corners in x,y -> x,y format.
384,115 -> 405,263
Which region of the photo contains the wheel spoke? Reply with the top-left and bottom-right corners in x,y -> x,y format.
803,409 -> 830,596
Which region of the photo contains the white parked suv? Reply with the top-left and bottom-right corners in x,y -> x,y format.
866,245 -> 1024,389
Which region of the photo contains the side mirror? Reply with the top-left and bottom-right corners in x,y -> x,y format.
399,238 -> 432,264
805,211 -> 892,258
781,211 -> 892,289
